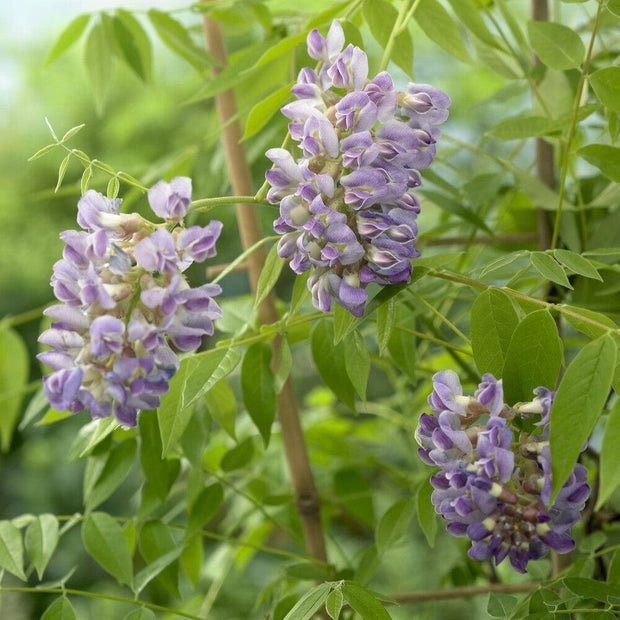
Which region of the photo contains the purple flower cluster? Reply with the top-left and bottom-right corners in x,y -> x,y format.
416,371 -> 590,573
265,21 -> 450,317
38,178 -> 223,427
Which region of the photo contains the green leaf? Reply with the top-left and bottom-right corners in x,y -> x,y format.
0,326 -> 29,452
19,387 -> 50,429
502,310 -> 563,403
286,562 -> 333,581
139,411 -> 180,503
344,330 -> 370,401
325,588 -> 344,620
134,548 -> 182,595
420,190 -> 492,233
46,14 -> 91,65
445,0 -> 499,48
578,144 -> 620,182
530,251 -> 572,289
488,115 -> 558,141
255,242 -> 287,307
81,165 -> 93,194
470,289 -> 520,378
68,417 -> 119,461
40,596 -> 77,620
283,582 -> 331,620
84,438 -> 137,511
158,348 -> 240,456
341,581 -> 391,620
180,533 -> 203,588
415,0 -> 472,63
562,577 -> 620,602
107,176 -> 120,199
487,593 -> 518,618
187,483 -> 224,537
243,82 -> 294,141
204,379 -> 237,440
82,512 -> 133,587
376,297 -> 395,356
416,478 -> 437,547
561,305 -> 618,339
550,335 -> 617,502
589,67 -> 620,114
527,21 -> 585,70
0,520 -> 26,580
148,10 -> 211,73
553,249 -> 602,281
111,13 -> 150,81
376,498 -> 415,557
28,143 -> 57,161
138,520 -> 180,597
25,514 -> 59,579
55,154 -> 71,193
274,337 -> 293,394
255,31 -> 307,67
311,320 -> 356,410
220,437 -> 255,472
84,21 -> 112,115
123,608 -> 156,620
241,342 -> 276,447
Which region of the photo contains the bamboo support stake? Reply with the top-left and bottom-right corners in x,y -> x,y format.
201,16 -> 328,563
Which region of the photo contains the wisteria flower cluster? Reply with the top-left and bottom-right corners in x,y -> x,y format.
265,21 -> 450,317
415,371 -> 590,573
38,178 -> 223,427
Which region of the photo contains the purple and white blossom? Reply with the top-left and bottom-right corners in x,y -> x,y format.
39,180 -> 222,427
265,20 -> 450,316
415,372 -> 591,573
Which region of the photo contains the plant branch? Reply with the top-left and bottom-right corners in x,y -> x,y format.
201,14 -> 328,563
391,581 -> 540,604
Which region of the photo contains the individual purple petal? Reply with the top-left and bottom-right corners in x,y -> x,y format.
176,221 -> 223,265
42,367 -> 83,411
148,176 -> 192,221
90,315 -> 125,357
134,228 -> 179,273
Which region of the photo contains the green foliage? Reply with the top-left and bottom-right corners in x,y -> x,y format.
6,1 -> 620,618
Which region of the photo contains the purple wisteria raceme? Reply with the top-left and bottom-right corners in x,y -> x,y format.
265,20 -> 450,317
415,371 -> 590,573
38,179 -> 223,427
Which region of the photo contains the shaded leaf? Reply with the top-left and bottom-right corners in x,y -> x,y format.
550,335 -> 617,501
376,498 -> 415,557
84,21 -> 112,115
187,483 -> 224,537
0,520 -> 26,580
204,379 -> 237,440
470,289 -> 520,378
220,437 -> 255,472
138,520 -> 180,597
241,342 -> 276,446
255,242 -> 287,307
243,82 -> 294,141
25,514 -> 59,580
40,596 -> 77,620
283,582 -> 331,620
114,10 -> 152,82
311,320 -> 356,410
502,310 -> 563,403
530,251 -> 572,289
341,581 -> 391,619
416,477 -> 437,547
415,0 -> 472,63
0,326 -> 29,451
82,512 -> 133,586
344,330 -> 370,401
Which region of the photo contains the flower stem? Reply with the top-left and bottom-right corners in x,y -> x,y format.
201,14 -> 328,564
550,0 -> 603,249
378,0 -> 420,73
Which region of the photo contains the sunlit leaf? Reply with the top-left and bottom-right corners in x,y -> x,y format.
204,379 -> 237,440
84,21 -> 112,115
255,242 -> 287,307
530,251 -> 572,289
578,144 -> 620,182
550,334 -> 616,502
40,596 -> 77,620
283,582 -> 331,620
553,249 -> 602,281
344,330 -> 370,401
46,14 -> 91,65
341,581 -> 391,619
589,67 -> 620,114
527,21 -> 585,70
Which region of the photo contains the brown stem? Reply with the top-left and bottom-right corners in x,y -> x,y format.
201,15 -> 328,563
531,0 -> 554,251
391,581 -> 540,604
